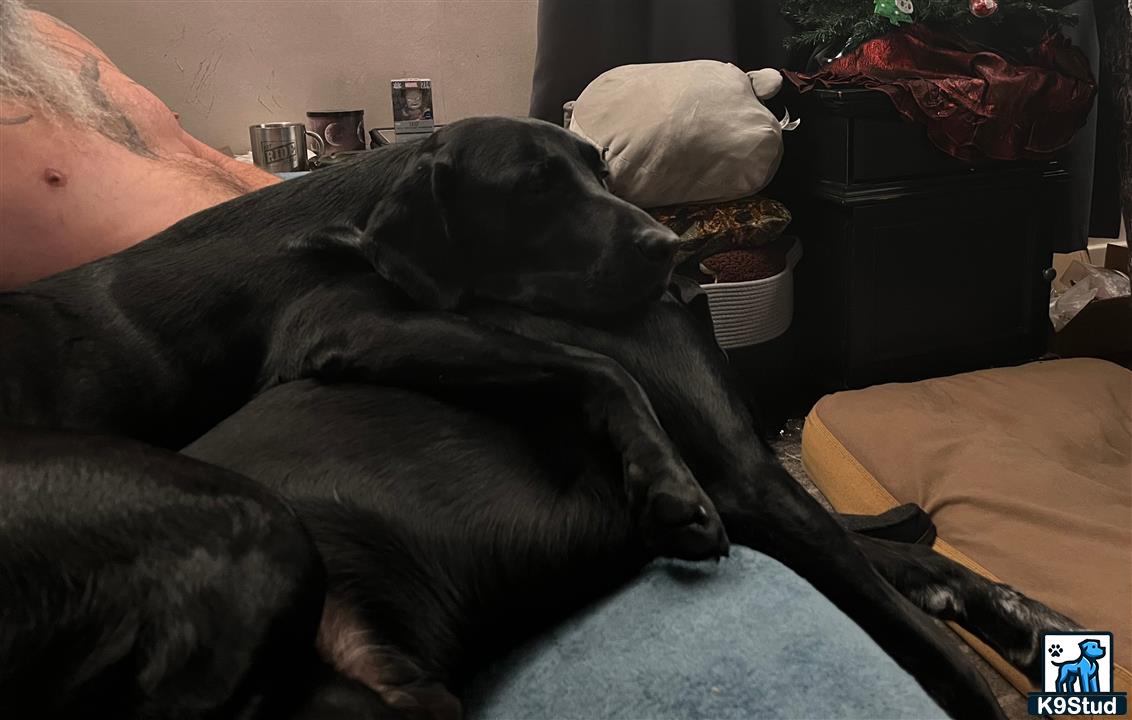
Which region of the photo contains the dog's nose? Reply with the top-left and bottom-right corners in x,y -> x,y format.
634,228 -> 678,264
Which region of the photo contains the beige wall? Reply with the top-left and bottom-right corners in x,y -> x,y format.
32,0 -> 538,152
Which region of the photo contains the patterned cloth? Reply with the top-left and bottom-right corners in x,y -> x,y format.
649,195 -> 791,265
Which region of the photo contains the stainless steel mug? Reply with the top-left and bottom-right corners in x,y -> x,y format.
249,122 -> 324,172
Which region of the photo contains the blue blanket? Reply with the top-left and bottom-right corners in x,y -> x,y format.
467,547 -> 945,719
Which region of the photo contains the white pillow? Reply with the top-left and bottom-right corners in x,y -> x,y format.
569,61 -> 792,209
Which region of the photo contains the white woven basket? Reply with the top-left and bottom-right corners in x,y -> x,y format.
700,239 -> 802,349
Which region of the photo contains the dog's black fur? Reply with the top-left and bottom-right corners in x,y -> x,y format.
0,117 -> 1075,720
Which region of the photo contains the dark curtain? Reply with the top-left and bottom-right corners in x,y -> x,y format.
1090,0 -> 1130,241
529,0 -> 1111,252
1057,0 -> 1107,247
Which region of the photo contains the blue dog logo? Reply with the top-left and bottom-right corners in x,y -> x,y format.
1052,639 -> 1107,694
1029,632 -> 1126,716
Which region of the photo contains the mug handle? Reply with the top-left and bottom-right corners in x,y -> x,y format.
305,130 -> 325,157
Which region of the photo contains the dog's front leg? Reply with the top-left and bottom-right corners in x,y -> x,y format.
262,284 -> 728,561
560,298 -> 1075,700
707,464 -> 1007,720
464,297 -> 1006,719
850,534 -> 1079,684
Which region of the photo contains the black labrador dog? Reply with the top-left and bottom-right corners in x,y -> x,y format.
0,117 -> 1074,720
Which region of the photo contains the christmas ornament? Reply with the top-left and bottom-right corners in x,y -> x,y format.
969,0 -> 999,17
874,0 -> 914,25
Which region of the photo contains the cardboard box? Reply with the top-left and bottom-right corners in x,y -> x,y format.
1104,243 -> 1130,275
1049,242 -> 1130,368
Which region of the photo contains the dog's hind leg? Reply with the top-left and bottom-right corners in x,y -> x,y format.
314,592 -> 462,720
0,427 -> 339,720
849,535 -> 1079,685
183,378 -> 651,720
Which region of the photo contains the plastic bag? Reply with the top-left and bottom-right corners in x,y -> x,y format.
1049,261 -> 1131,331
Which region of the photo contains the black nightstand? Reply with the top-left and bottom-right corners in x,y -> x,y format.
764,86 -> 1068,391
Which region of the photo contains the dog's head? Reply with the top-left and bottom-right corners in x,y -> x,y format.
1079,640 -> 1106,660
365,116 -> 679,318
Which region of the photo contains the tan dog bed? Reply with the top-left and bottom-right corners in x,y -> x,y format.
801,359 -> 1131,695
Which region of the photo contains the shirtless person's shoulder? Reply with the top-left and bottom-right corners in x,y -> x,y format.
0,1 -> 279,289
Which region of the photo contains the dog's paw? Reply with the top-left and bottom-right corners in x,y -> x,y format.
628,459 -> 730,561
1049,643 -> 1063,658
643,493 -> 730,561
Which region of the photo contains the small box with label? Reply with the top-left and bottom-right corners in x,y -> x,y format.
391,79 -> 435,139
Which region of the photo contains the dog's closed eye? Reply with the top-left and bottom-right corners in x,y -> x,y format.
525,158 -> 562,195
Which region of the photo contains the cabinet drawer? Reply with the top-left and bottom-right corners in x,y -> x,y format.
779,87 -> 1027,185
850,117 -> 975,182
847,191 -> 1043,367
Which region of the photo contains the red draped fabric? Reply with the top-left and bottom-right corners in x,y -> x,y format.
783,25 -> 1096,162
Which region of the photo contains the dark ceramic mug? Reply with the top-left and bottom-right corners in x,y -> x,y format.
305,110 -> 366,154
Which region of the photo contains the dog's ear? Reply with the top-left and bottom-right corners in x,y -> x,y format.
365,141 -> 467,310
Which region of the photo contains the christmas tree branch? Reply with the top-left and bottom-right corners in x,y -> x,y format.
780,0 -> 1077,49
